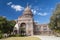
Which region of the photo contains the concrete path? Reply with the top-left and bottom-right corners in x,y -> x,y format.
33,35 -> 60,40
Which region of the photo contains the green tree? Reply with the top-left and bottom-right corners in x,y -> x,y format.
49,3 -> 60,34
0,16 -> 7,33
7,20 -> 16,34
0,16 -> 16,34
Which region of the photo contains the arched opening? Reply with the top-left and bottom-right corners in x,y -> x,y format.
19,23 -> 26,36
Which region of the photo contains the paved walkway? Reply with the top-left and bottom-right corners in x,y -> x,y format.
33,35 -> 60,40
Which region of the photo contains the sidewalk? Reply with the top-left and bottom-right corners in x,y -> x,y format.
33,35 -> 60,40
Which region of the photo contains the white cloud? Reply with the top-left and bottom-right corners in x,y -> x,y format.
11,5 -> 24,11
36,9 -> 39,10
38,12 -> 47,16
31,9 -> 48,16
7,2 -> 12,5
2,16 -> 6,18
34,20 -> 39,23
51,8 -> 53,10
31,9 -> 37,15
7,2 -> 24,11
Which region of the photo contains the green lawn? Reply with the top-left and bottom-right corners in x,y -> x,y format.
0,37 -> 40,40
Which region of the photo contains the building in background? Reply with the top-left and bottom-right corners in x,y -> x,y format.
34,22 -> 52,35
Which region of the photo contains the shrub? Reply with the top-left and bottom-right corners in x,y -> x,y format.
9,34 -> 26,37
0,31 -> 3,39
0,34 -> 2,39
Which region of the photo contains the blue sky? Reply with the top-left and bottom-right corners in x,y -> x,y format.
0,0 -> 60,24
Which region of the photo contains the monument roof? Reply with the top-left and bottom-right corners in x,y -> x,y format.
23,5 -> 32,15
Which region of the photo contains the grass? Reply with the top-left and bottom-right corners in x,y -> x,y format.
0,37 -> 40,40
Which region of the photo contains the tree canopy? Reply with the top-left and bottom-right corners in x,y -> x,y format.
49,3 -> 60,33
0,16 -> 16,34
